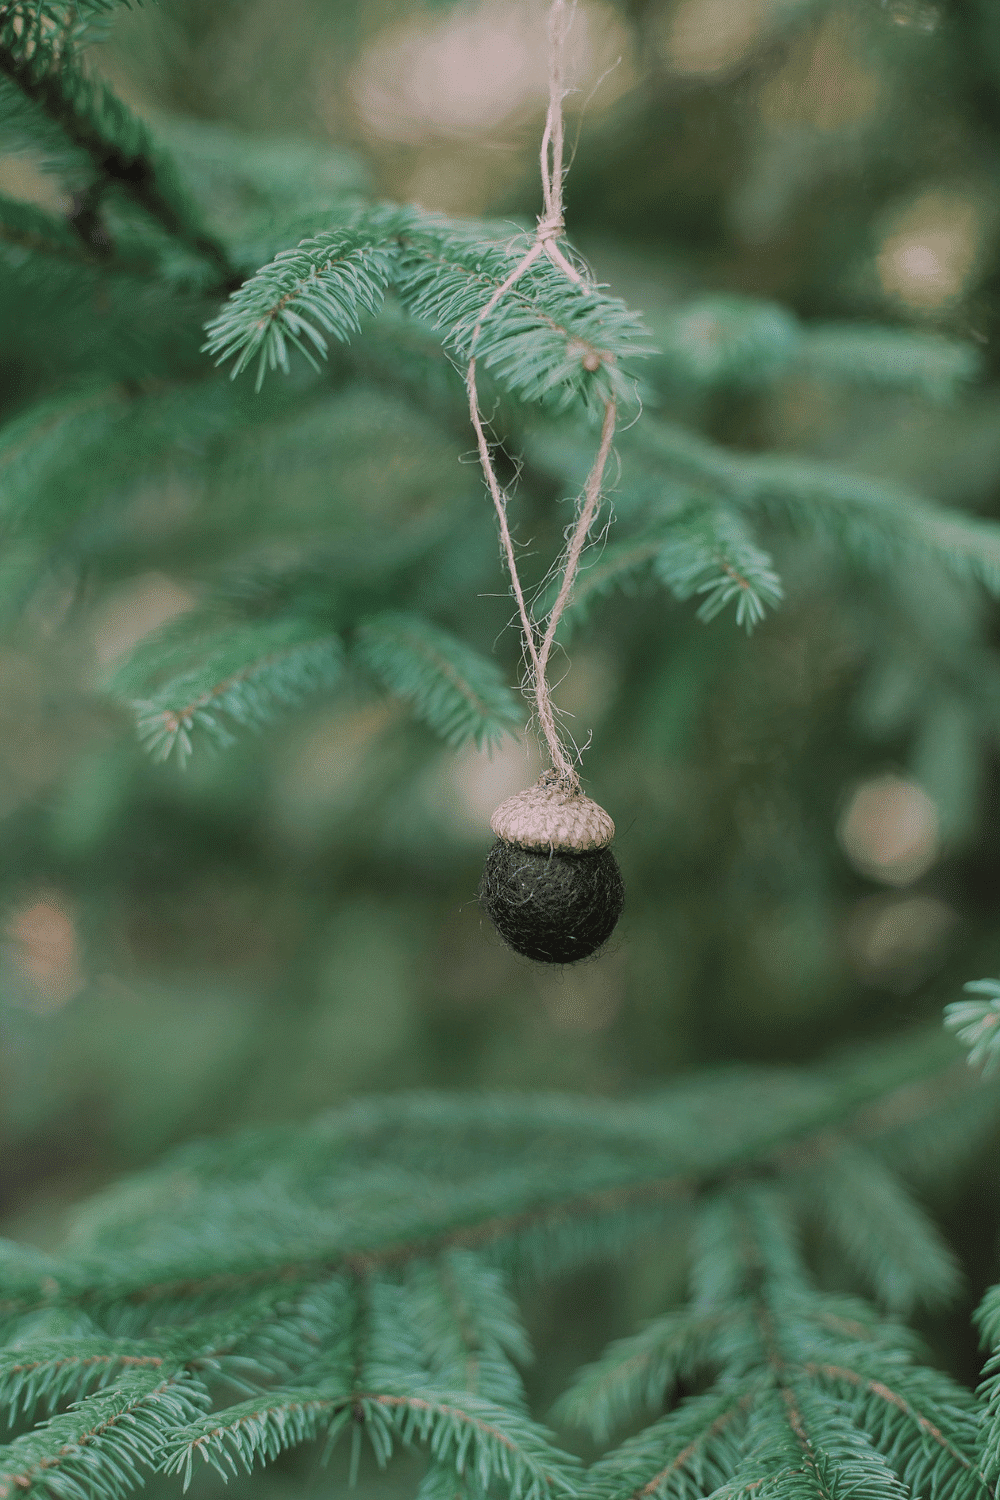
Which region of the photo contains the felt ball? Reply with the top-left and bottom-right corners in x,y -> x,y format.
479,840 -> 624,964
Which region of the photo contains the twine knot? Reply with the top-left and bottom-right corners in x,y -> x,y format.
536,212 -> 565,243
539,766 -> 582,795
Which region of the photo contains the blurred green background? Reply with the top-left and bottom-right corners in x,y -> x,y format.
3,0 -> 1000,1435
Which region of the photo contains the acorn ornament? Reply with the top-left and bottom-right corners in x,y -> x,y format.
465,0 -> 627,963
480,770 -> 624,964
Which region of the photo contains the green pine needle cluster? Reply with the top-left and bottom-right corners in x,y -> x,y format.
945,982 -> 1000,1077
0,2 -> 998,761
0,1029 -> 998,1500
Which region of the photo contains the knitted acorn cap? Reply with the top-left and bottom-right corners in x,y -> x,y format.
490,775 -> 615,852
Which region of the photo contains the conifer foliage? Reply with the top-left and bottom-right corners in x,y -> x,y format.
1,1038 -> 999,1500
6,5 -> 1000,1500
4,0 -> 1000,757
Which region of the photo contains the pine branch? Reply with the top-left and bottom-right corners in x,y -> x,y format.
944,980 -> 1000,1076
203,216 -> 401,390
161,1380 -> 579,1500
352,612 -> 522,750
0,1369 -> 209,1500
615,419 -> 1000,600
652,507 -> 783,632
0,9 -> 231,279
110,614 -> 346,765
552,1308 -> 728,1442
394,218 -> 649,418
797,324 -> 980,401
808,1144 -> 960,1315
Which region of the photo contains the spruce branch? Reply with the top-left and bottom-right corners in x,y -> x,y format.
797,324 -> 981,401
580,1188 -> 986,1500
668,421 -> 1000,595
535,510 -> 784,637
110,615 -> 345,765
652,507 -> 783,632
0,8 -> 231,279
0,1338 -> 168,1422
402,1251 -> 532,1408
0,3 -> 141,20
352,612 -> 523,750
162,1382 -> 578,1500
945,981 -> 1000,1076
0,188 -> 103,265
395,224 -> 646,418
203,218 -> 401,391
642,296 -> 979,402
0,1370 -> 209,1500
0,1048 -> 994,1500
551,1308 -> 729,1442
808,1144 -> 960,1315
0,1040 -> 983,1315
582,1384 -> 757,1500
975,1294 -> 1000,1489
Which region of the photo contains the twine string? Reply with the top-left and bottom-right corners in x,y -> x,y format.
465,0 -> 617,789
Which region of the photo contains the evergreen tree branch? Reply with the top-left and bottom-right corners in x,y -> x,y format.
581,1187 -> 984,1500
642,296 -> 978,401
0,1339 -> 168,1422
162,1382 -> 579,1500
945,980 -> 1000,1076
806,1362 -> 986,1500
403,1252 -> 531,1408
110,615 -> 346,765
0,1370 -> 209,1500
0,188 -> 104,265
203,216 -> 401,390
395,218 -> 648,418
628,419 -> 1000,598
582,1385 -> 756,1500
808,1144 -> 960,1314
352,612 -> 522,750
1,4 -> 140,20
0,8 -> 232,279
0,1041 -> 984,1315
552,1308 -> 729,1441
797,324 -> 980,401
651,506 -> 783,632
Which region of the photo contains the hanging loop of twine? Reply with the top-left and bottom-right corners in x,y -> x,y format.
465,0 -> 617,791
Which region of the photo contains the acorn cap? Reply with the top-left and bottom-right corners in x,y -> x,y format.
490,778 -> 615,852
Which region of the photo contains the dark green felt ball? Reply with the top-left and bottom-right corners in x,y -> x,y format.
479,839 -> 624,964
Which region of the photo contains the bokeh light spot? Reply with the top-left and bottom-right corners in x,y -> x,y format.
838,774 -> 940,886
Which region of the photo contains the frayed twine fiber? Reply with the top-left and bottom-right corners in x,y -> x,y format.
480,841 -> 624,964
466,0 -> 617,790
